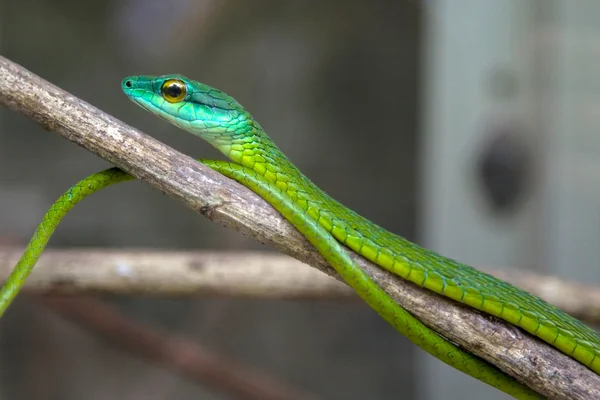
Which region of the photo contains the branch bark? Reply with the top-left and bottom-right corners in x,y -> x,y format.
1,248 -> 600,325
0,248 -> 352,299
1,55 -> 598,398
43,295 -> 316,400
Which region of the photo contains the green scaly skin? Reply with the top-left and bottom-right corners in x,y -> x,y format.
1,74 -> 598,398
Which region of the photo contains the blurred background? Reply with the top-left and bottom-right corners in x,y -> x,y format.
1,0 -> 599,399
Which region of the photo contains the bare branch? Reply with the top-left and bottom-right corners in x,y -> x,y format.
1,248 -> 599,326
43,295 -> 316,400
1,55 -> 599,398
0,248 -> 352,299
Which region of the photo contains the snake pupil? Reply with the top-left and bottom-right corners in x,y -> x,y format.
165,84 -> 181,98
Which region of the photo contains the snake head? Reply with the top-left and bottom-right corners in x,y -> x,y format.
121,74 -> 260,156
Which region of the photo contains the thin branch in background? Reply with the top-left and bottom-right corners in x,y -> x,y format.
1,248 -> 599,325
0,248 -> 352,300
1,55 -> 599,398
43,295 -> 315,400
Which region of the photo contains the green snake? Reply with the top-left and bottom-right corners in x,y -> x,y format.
2,74 -> 599,398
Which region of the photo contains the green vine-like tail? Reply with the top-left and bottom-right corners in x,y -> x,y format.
0,168 -> 133,316
3,73 -> 599,398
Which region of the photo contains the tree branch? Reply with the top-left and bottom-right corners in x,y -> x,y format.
0,248 -> 352,299
1,248 -> 600,325
1,55 -> 598,398
43,295 -> 316,400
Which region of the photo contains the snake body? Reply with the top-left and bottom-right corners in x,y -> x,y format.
2,74 -> 599,398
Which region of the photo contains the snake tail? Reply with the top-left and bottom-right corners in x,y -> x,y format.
0,168 -> 134,317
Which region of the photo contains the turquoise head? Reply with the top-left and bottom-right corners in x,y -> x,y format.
121,74 -> 261,158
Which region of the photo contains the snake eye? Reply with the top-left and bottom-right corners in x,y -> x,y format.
160,79 -> 187,103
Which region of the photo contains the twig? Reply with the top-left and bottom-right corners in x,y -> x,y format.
43,295 -> 316,400
0,248 -> 351,299
1,55 -> 599,398
1,248 -> 600,325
